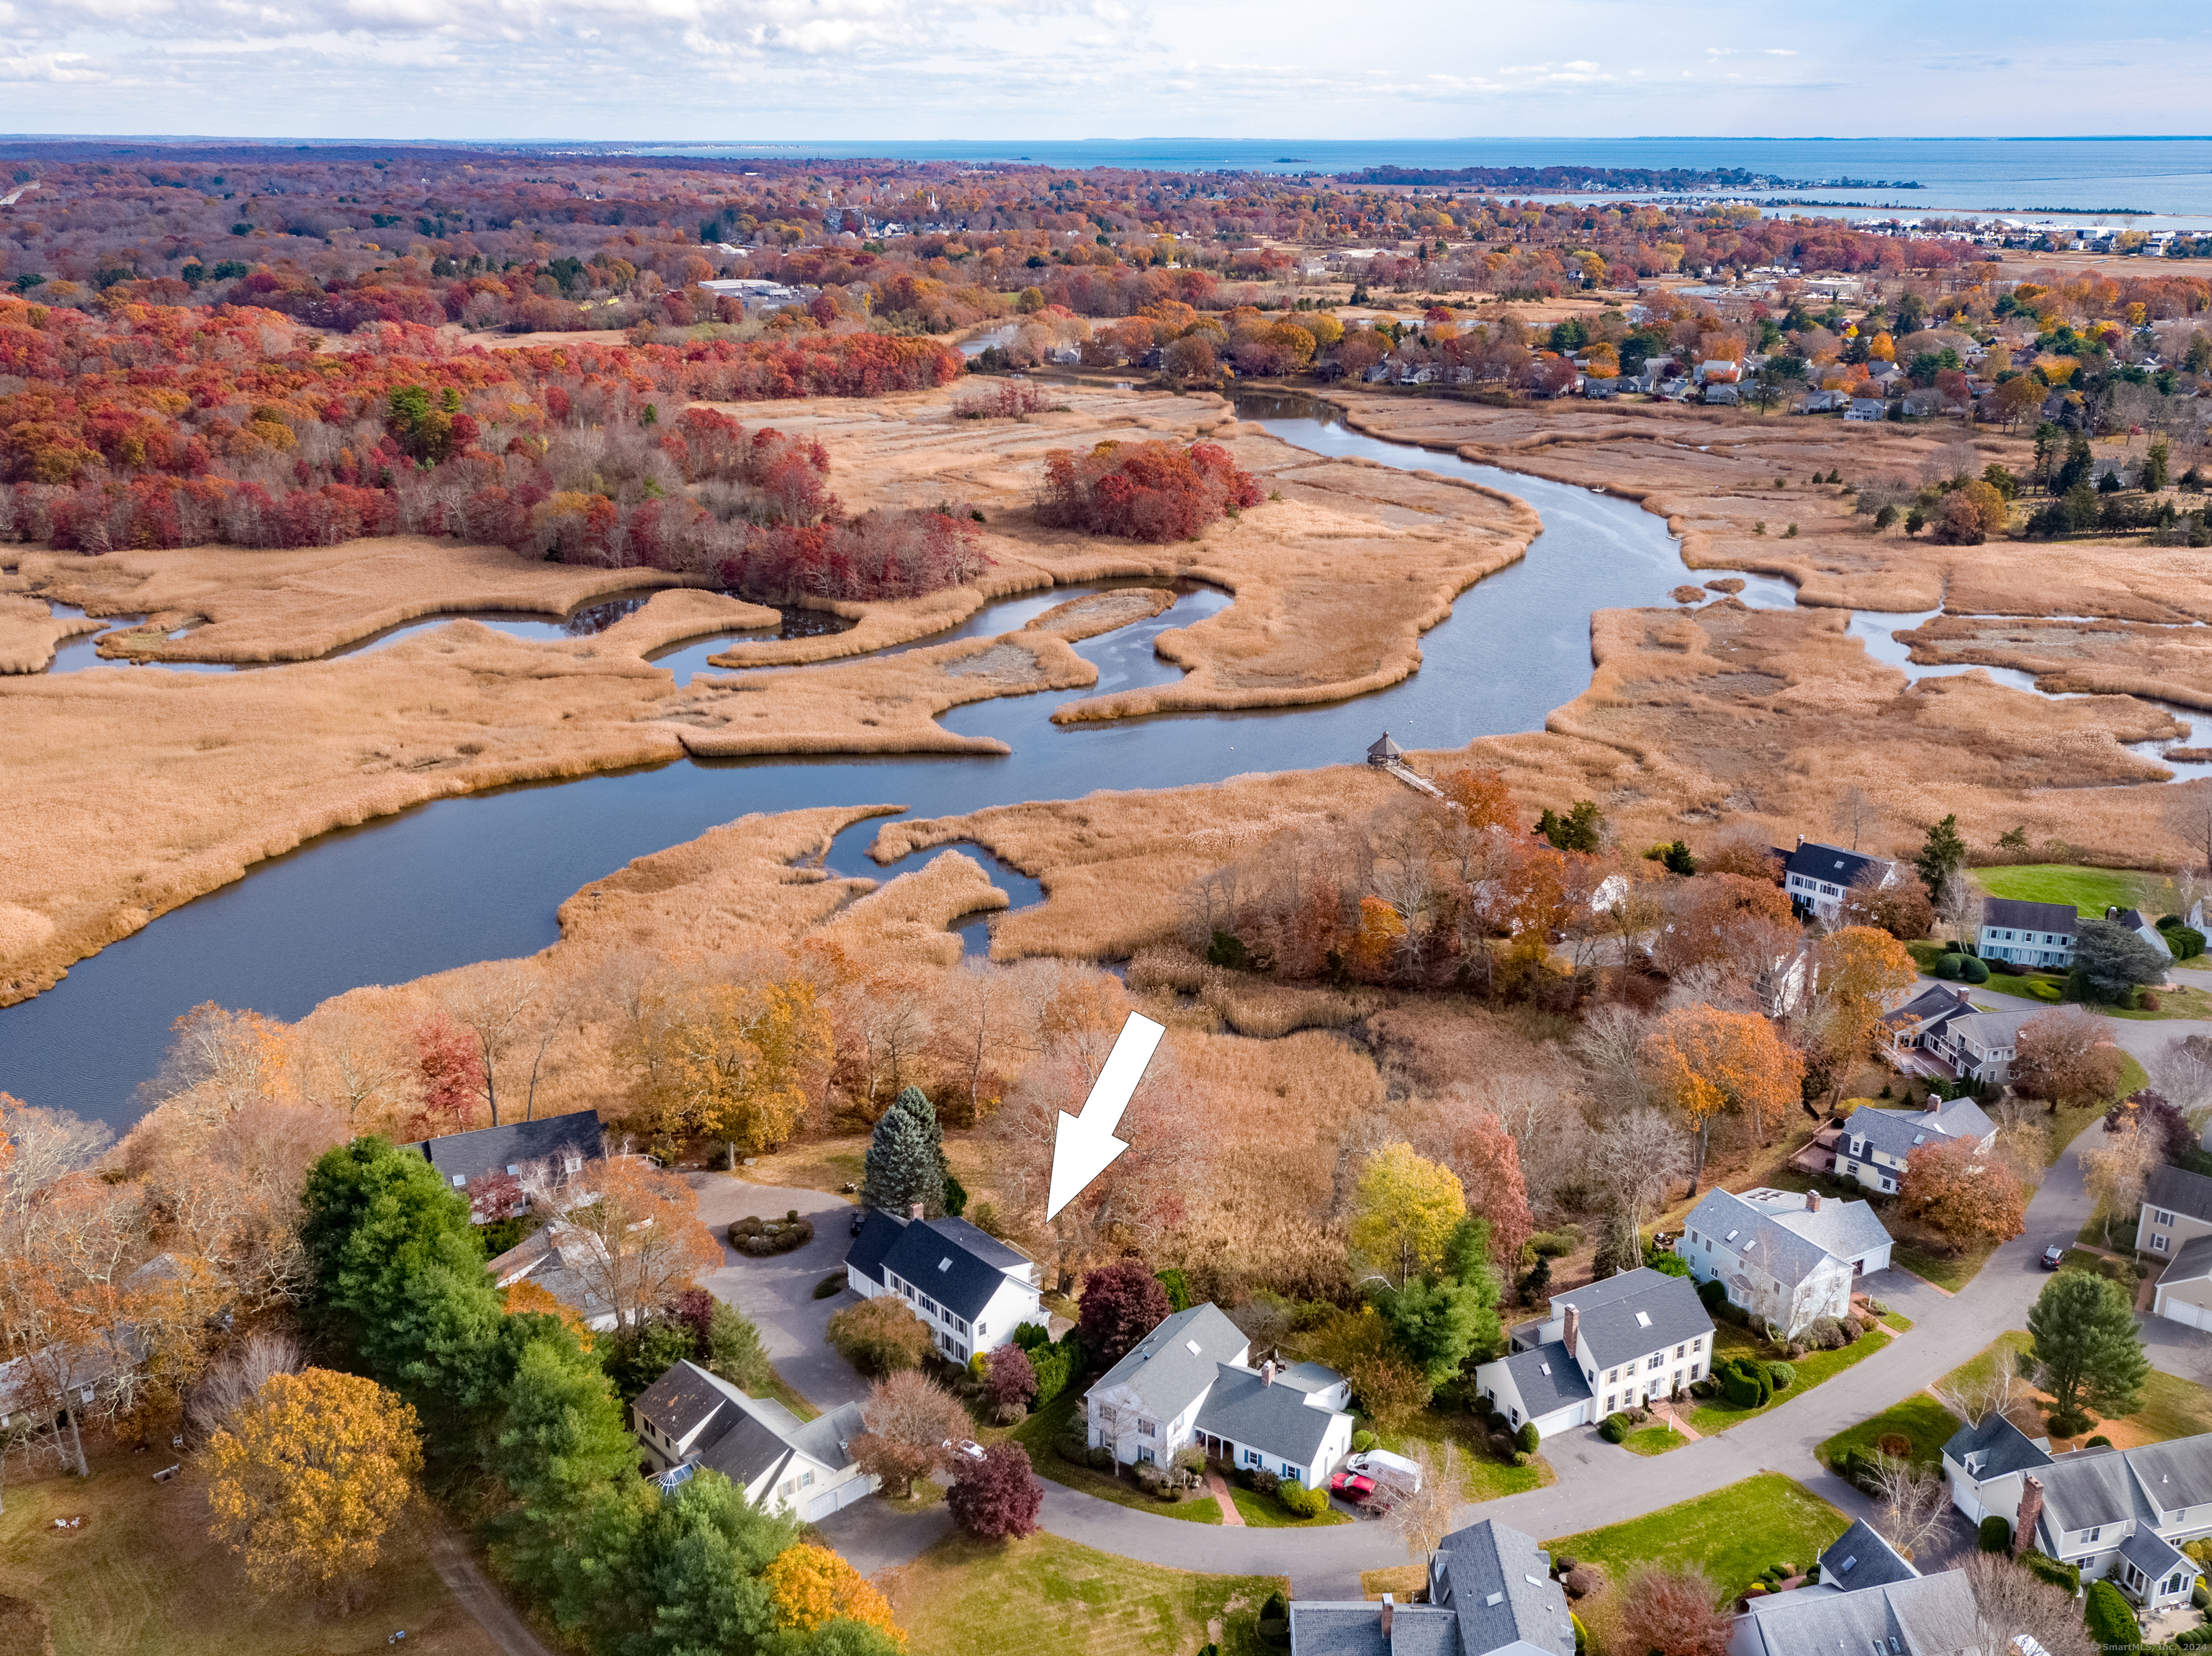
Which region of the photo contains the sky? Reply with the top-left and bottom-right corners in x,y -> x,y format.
0,0 -> 2208,140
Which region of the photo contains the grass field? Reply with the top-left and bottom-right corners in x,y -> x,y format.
0,1454 -> 498,1656
1974,865 -> 2164,918
1934,1328 -> 2212,1449
1545,1474 -> 1848,1600
1001,1393 -> 1221,1524
1890,1238 -> 1996,1292
1816,1394 -> 1964,1472
1686,1325 -> 1893,1436
1622,1426 -> 1690,1457
885,1533 -> 1285,1656
1227,1488 -> 1350,1528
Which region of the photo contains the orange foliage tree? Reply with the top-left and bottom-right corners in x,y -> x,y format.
555,1158 -> 721,1332
1640,1006 -> 1804,1188
1897,1135 -> 2028,1247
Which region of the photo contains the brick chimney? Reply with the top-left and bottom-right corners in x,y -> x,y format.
1562,1305 -> 1581,1356
1380,1596 -> 1395,1639
909,1202 -> 924,1220
2015,1476 -> 2044,1557
1807,1192 -> 1821,1214
1262,1360 -> 1276,1387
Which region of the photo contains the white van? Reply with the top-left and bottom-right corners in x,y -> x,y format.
1347,1449 -> 1421,1493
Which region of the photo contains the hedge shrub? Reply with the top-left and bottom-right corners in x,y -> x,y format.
812,1273 -> 845,1300
1767,1362 -> 1797,1391
1259,1592 -> 1291,1647
2022,1552 -> 2081,1593
1352,1429 -> 1377,1453
1933,953 -> 1966,979
1696,1279 -> 1728,1312
1599,1413 -> 1629,1444
2085,1580 -> 2140,1649
1959,955 -> 1990,984
1517,1421 -> 1540,1454
729,1212 -> 814,1255
1278,1481 -> 1328,1518
1978,1516 -> 2012,1553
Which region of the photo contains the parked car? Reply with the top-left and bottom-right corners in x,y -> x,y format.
2041,1243 -> 2066,1270
1347,1449 -> 1422,1493
945,1438 -> 986,1462
1328,1470 -> 1377,1502
850,1209 -> 868,1235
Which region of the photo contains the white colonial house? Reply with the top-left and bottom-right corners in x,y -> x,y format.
845,1207 -> 1043,1364
1978,897 -> 2079,969
1832,1096 -> 1997,1195
631,1359 -> 873,1521
1943,1415 -> 2206,1614
2139,1166 -> 2212,1327
1289,1517 -> 1576,1656
1083,1302 -> 1355,1490
1781,839 -> 1902,925
1475,1268 -> 1714,1436
1676,1187 -> 1892,1339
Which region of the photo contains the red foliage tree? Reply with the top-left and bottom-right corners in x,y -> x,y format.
410,1012 -> 484,1134
1038,440 -> 1262,543
945,1441 -> 1043,1541
1076,1259 -> 1172,1367
981,1344 -> 1038,1414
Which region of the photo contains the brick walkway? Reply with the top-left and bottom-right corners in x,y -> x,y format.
1205,1470 -> 1244,1526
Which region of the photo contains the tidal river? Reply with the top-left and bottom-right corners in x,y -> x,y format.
1,392 -> 1771,1128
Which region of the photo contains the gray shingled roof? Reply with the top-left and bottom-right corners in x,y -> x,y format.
927,1217 -> 1034,1276
634,1359 -> 734,1444
2159,1233 -> 2212,1287
1784,841 -> 1887,889
2146,1164 -> 2212,1226
1285,1604 -> 1456,1656
1088,1302 -> 1248,1421
1944,1009 -> 2037,1054
1194,1366 -> 1341,1469
1684,1189 -> 1835,1292
1982,897 -> 2079,935
2121,1436 -> 2212,1516
1431,1517 -> 1575,1656
1852,1096 -> 1995,1160
881,1217 -> 1014,1322
2120,1525 -> 2188,1581
1736,1569 -> 1976,1656
1879,983 -> 1973,1031
2037,1448 -> 2144,1535
1819,1518 -> 1918,1590
846,1207 -> 907,1287
637,1360 -> 866,1490
403,1108 -> 605,1186
1942,1413 -> 2053,1480
1498,1341 -> 1593,1418
1552,1268 -> 1713,1368
1743,1189 -> 1895,1265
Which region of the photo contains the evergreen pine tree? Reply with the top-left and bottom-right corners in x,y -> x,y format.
861,1086 -> 947,1218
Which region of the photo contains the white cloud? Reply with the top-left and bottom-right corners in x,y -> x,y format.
0,50 -> 102,80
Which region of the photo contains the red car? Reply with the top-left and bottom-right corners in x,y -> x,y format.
1329,1470 -> 1377,1502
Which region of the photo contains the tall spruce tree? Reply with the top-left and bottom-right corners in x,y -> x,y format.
860,1086 -> 948,1217
2028,1269 -> 2149,1428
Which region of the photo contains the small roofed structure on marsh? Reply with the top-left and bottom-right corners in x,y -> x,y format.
1367,732 -> 1406,765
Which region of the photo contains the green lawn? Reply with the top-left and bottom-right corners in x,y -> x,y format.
1817,1394 -> 1964,1472
1974,865 -> 2166,918
1932,1331 -> 2212,1448
1879,1312 -> 1917,1333
1686,1324 -> 1894,1436
1941,1331 -> 2034,1394
1226,1488 -> 1350,1528
889,1532 -> 1285,1656
999,1391 -> 1221,1525
1622,1425 -> 1690,1456
1545,1474 -> 1848,1600
1372,1408 -> 1554,1502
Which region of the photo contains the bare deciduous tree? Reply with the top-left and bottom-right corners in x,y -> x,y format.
1835,786 -> 1879,852
2167,785 -> 2212,878
441,963 -> 537,1125
1386,1442 -> 1458,1562
186,1333 -> 303,1441
1867,1452 -> 1950,1561
1591,1109 -> 1692,1236
1572,1003 -> 1653,1111
1956,1552 -> 2097,1656
1936,1359 -> 2043,1435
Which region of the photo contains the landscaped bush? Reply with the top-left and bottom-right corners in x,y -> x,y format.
1802,1316 -> 1847,1350
811,1273 -> 845,1300
2141,990 -> 2164,1012
1352,1429 -> 1377,1453
2022,1552 -> 2081,1593
1529,1228 -> 1582,1258
2086,1434 -> 2113,1448
2085,1580 -> 2141,1649
1490,1431 -> 1517,1457
1933,953 -> 1967,979
729,1212 -> 814,1256
1562,1563 -> 1607,1599
1959,956 -> 1990,984
2049,1408 -> 2093,1438
1087,1445 -> 1113,1471
1251,1467 -> 1281,1498
1278,1481 -> 1328,1518
1599,1414 -> 1629,1444
1025,1331 -> 1083,1408
1258,1592 -> 1291,1647
1979,1516 -> 2012,1553
1517,1421 -> 1540,1454
1696,1279 -> 1728,1312
824,1295 -> 932,1374
1011,1322 -> 1052,1351
1056,1434 -> 1090,1465
1719,1357 -> 1773,1408
1766,1362 -> 1797,1390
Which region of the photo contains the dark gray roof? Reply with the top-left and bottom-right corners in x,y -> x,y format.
1735,1569 -> 1976,1656
1195,1365 -> 1343,1469
1784,841 -> 1887,888
1552,1268 -> 1713,1368
2120,1436 -> 2212,1516
2037,1449 -> 2144,1534
1819,1519 -> 1918,1590
636,1360 -> 864,1489
1942,1413 -> 2053,1480
2158,1233 -> 2212,1287
1287,1604 -> 1457,1656
1852,1097 -> 1995,1161
881,1215 -> 1025,1321
2119,1525 -> 2188,1581
693,1403 -> 798,1488
403,1108 -> 604,1187
1497,1341 -> 1592,1418
1683,1189 -> 1834,1291
1982,897 -> 2079,935
634,1359 -> 733,1444
1431,1517 -> 1575,1656
2146,1164 -> 2212,1226
927,1217 -> 1033,1276
846,1207 -> 907,1286
785,1400 -> 866,1475
1089,1302 -> 1249,1421
1879,984 -> 1972,1031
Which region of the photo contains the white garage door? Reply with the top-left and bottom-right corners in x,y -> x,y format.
2160,1295 -> 2212,1332
805,1478 -> 872,1521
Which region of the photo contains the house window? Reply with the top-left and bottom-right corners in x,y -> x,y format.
1604,1395 -> 1616,1411
1675,1345 -> 1686,1358
1244,1448 -> 1261,1467
920,1295 -> 938,1317
1138,1421 -> 1154,1437
1646,1354 -> 1664,1371
1690,1337 -> 1702,1352
778,1477 -> 796,1496
1691,1363 -> 1702,1380
2085,1527 -> 2101,1544
2156,1210 -> 2176,1226
801,1470 -> 814,1488
2154,1234 -> 2170,1253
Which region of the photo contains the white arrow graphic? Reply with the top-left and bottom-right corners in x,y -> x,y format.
1046,1012 -> 1165,1220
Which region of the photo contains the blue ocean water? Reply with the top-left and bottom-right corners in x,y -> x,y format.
649,136 -> 2212,222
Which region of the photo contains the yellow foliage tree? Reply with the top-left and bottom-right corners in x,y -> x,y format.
1351,895 -> 1407,982
1640,1005 -> 1804,1188
1349,1143 -> 1466,1290
765,1542 -> 907,1649
204,1369 -> 421,1604
503,1278 -> 595,1352
1868,331 -> 1895,362
1808,925 -> 1920,1095
633,976 -> 830,1160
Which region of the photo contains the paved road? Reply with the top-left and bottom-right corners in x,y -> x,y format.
688,1175 -> 870,1412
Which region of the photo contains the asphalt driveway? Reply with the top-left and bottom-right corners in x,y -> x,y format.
688,1174 -> 871,1413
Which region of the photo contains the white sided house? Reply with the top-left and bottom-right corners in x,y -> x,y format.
1477,1267 -> 1715,1436
631,1359 -> 873,1521
1978,898 -> 2079,969
845,1207 -> 1043,1364
1083,1302 -> 1355,1490
1676,1187 -> 1893,1339
2139,1166 -> 2212,1326
1781,839 -> 1902,925
1833,1097 -> 1997,1195
1289,1516 -> 1576,1656
1942,1414 -> 2206,1613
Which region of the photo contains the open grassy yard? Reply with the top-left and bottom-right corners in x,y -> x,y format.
1686,1324 -> 1893,1436
1622,1425 -> 1690,1456
0,1454 -> 498,1656
1373,1408 -> 1555,1502
1545,1474 -> 1848,1600
1890,1239 -> 1997,1292
1228,1488 -> 1350,1528
999,1392 -> 1221,1524
1974,865 -> 2168,919
1935,1328 -> 2212,1449
884,1533 -> 1285,1656
1817,1394 -> 1964,1472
